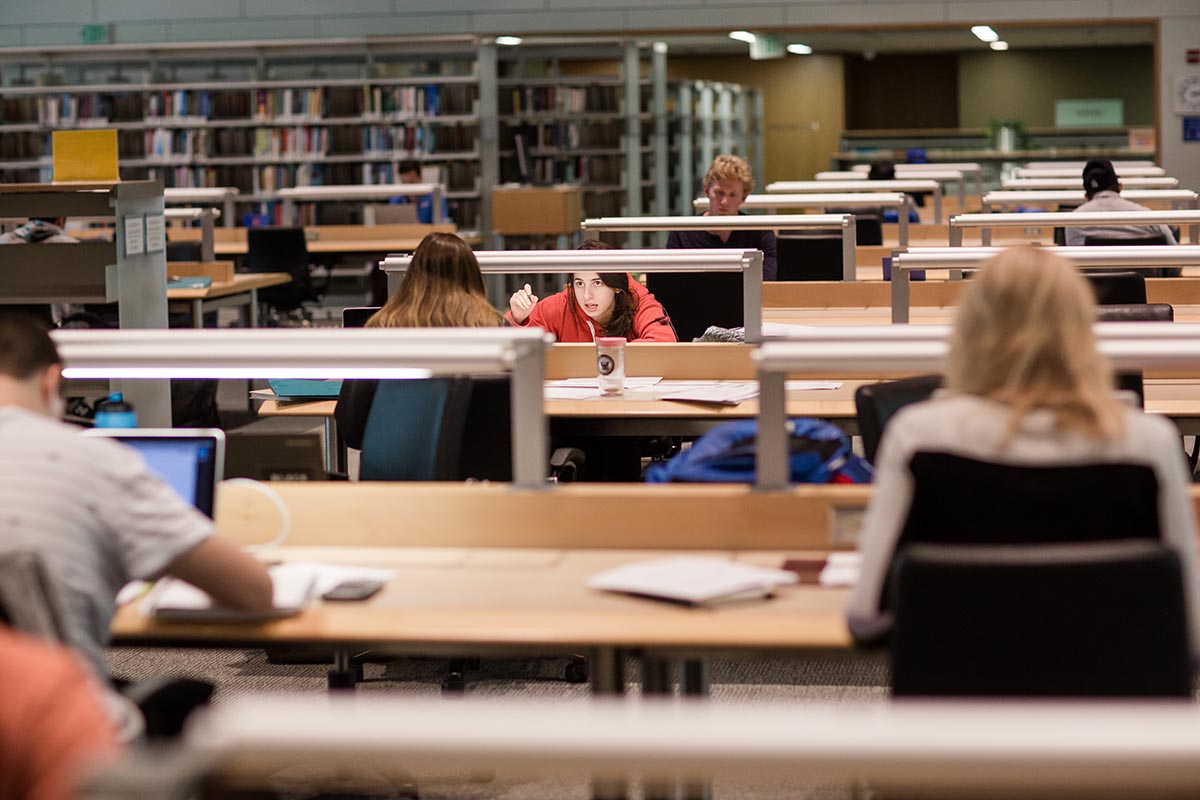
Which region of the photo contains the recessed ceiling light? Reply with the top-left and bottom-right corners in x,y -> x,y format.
971,25 -> 999,43
728,31 -> 757,44
495,36 -> 523,46
990,40 -> 1009,51
787,43 -> 813,55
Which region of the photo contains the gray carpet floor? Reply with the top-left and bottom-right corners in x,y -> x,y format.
107,645 -> 889,799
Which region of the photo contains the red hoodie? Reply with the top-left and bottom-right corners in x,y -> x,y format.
505,276 -> 677,342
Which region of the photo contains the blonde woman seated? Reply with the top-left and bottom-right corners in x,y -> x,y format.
847,246 -> 1200,647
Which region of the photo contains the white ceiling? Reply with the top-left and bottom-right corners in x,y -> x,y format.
653,23 -> 1155,57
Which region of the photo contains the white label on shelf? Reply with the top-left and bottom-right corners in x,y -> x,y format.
144,214 -> 166,253
123,215 -> 145,257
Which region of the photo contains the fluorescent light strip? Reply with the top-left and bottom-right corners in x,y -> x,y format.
990,41 -> 1009,51
787,43 -> 812,55
971,25 -> 999,43
728,31 -> 756,44
62,367 -> 434,380
495,36 -> 523,46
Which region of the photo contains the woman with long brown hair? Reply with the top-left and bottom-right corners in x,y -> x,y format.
367,231 -> 501,329
847,246 -> 1200,647
336,232 -> 501,453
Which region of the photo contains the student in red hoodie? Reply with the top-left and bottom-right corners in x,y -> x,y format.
505,241 -> 676,342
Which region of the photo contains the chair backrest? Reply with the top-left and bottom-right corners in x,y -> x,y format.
0,550 -> 72,642
775,234 -> 844,281
890,540 -> 1192,698
358,377 -> 472,481
1095,303 -> 1173,406
853,375 -> 942,464
645,272 -> 742,342
1096,303 -> 1174,322
245,226 -> 315,311
1083,233 -> 1170,247
901,453 -> 1162,546
1083,270 -> 1147,305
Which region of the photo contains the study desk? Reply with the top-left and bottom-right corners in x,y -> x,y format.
109,482 -> 863,695
167,222 -> 465,256
167,272 -> 290,328
257,375 -> 1200,436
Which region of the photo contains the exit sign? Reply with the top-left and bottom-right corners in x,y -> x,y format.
80,24 -> 111,45
750,34 -> 784,60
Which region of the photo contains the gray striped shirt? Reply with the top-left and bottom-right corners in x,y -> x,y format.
0,406 -> 212,677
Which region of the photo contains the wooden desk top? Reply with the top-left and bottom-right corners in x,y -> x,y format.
111,482 -> 865,652
166,272 -> 290,300
257,378 -> 1200,429
257,380 -> 867,420
110,546 -> 852,652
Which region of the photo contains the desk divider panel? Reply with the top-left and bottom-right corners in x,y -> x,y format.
214,481 -> 871,551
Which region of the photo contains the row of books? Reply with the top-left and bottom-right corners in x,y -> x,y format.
253,88 -> 326,121
362,84 -> 476,117
361,124 -> 425,154
533,154 -> 624,184
146,90 -> 251,120
500,85 -> 621,115
252,127 -> 330,158
145,127 -> 207,158
502,119 -> 624,150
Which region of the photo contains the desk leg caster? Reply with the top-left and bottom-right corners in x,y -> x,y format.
327,650 -> 360,691
565,656 -> 590,684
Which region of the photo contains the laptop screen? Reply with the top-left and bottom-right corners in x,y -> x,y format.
82,429 -> 224,518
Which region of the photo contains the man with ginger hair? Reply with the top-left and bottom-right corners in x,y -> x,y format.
656,154 -> 776,340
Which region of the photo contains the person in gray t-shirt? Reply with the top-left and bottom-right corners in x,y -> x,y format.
0,313 -> 273,678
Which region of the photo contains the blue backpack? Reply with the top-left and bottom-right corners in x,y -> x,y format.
645,418 -> 873,484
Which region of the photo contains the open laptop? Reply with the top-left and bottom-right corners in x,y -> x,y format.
81,429 -> 224,518
225,432 -> 326,481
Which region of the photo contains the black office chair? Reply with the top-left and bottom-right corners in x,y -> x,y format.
890,540 -> 1192,698
1096,303 -> 1174,408
244,226 -> 319,316
645,272 -> 742,342
826,209 -> 883,245
354,377 -> 587,690
0,549 -> 215,739
963,268 -> 1149,305
775,233 -> 845,281
853,375 -> 943,465
1084,233 -> 1177,277
1085,271 -> 1147,305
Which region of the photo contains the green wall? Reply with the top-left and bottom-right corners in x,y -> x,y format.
958,46 -> 1154,128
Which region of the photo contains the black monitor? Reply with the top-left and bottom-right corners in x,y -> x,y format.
82,429 -> 223,518
342,306 -> 381,328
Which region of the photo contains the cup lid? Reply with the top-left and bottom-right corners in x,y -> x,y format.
596,337 -> 627,346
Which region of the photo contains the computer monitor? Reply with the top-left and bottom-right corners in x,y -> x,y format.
81,429 -> 224,518
342,306 -> 381,328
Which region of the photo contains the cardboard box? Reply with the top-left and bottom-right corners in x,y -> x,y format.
491,185 -> 583,235
52,129 -> 119,182
166,260 -> 235,282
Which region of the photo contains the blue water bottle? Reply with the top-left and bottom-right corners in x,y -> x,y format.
93,393 -> 138,428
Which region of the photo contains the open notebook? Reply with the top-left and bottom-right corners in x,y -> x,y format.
141,564 -> 318,622
587,556 -> 798,607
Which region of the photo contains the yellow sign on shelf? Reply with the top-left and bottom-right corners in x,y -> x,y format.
52,129 -> 119,182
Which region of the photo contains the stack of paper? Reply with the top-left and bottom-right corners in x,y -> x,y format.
588,556 -> 798,606
818,552 -> 862,587
141,564 -> 318,621
659,382 -> 760,405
